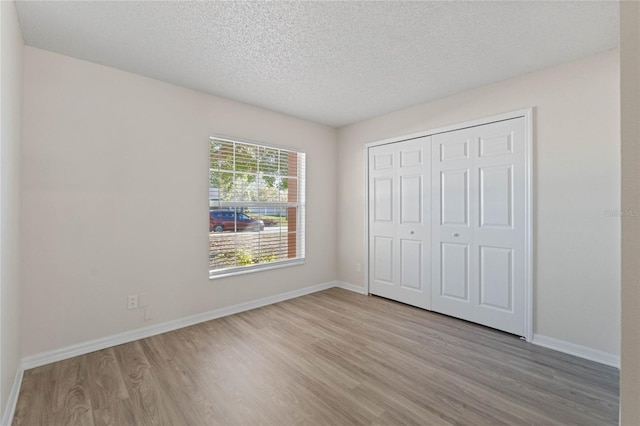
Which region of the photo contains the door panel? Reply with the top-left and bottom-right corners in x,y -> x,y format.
479,165 -> 513,228
479,245 -> 513,311
479,133 -> 513,157
401,149 -> 422,167
373,152 -> 393,170
440,139 -> 469,162
432,118 -> 526,336
373,236 -> 393,284
401,175 -> 422,224
441,170 -> 469,226
440,242 -> 469,301
400,239 -> 422,290
369,137 -> 431,309
373,177 -> 393,222
472,119 -> 526,335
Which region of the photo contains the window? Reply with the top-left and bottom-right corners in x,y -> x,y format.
209,136 -> 305,277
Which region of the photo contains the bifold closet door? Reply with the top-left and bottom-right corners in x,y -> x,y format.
431,117 -> 526,336
368,137 -> 431,309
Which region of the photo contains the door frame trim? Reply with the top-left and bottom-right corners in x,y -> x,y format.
364,108 -> 534,342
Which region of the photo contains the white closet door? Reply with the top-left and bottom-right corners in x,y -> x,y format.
368,137 -> 431,309
431,118 -> 526,336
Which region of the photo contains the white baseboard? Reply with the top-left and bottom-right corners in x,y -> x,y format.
335,281 -> 368,295
22,281 -> 337,370
1,365 -> 24,426
532,334 -> 620,368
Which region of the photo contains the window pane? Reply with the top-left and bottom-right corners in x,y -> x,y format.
258,146 -> 280,177
209,139 -> 235,171
211,172 -> 233,203
234,143 -> 258,174
209,206 -> 295,269
229,175 -> 255,202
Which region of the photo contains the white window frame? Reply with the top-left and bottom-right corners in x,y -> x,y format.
208,135 -> 305,279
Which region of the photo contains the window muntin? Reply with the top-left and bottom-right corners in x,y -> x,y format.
209,137 -> 305,277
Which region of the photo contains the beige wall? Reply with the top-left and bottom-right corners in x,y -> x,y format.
20,47 -> 338,357
338,50 -> 621,356
620,1 -> 640,423
0,0 -> 23,420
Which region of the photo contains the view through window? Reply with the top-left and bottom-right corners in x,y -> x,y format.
209,137 -> 305,277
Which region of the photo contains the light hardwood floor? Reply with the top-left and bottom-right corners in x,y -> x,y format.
13,288 -> 619,425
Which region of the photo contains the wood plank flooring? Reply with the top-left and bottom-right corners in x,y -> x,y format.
13,288 -> 619,425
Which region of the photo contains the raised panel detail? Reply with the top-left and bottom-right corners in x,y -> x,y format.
374,237 -> 393,284
440,243 -> 469,301
400,239 -> 422,290
373,153 -> 393,170
401,175 -> 422,224
374,177 -> 392,222
480,165 -> 512,228
440,140 -> 468,162
479,246 -> 513,311
441,170 -> 468,225
479,133 -> 513,157
400,149 -> 422,167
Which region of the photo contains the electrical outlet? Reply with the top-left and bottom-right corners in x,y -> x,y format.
356,263 -> 361,272
127,294 -> 138,309
144,307 -> 153,321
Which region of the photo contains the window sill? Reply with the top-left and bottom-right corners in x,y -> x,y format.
209,258 -> 305,280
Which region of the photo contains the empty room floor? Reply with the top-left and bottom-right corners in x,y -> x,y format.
13,288 -> 619,425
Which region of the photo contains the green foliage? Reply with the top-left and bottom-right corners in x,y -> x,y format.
214,248 -> 254,266
214,248 -> 278,267
258,252 -> 278,263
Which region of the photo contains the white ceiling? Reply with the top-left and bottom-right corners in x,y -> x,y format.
15,1 -> 619,128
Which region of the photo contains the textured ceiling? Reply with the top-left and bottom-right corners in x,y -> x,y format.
15,1 -> 619,128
